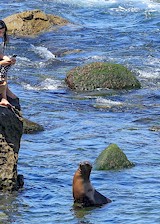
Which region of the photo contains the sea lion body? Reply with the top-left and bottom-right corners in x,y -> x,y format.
73,161 -> 111,207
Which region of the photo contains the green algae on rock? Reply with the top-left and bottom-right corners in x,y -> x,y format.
95,144 -> 134,170
65,62 -> 141,91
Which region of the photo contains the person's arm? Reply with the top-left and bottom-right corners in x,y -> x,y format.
0,53 -> 16,66
3,55 -> 16,64
0,57 -> 12,66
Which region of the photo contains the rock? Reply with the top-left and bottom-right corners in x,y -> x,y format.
65,62 -> 141,91
149,126 -> 160,132
56,49 -> 83,57
0,106 -> 23,191
17,174 -> 24,189
0,211 -> 8,221
23,118 -> 44,134
94,144 -> 134,170
3,9 -> 69,36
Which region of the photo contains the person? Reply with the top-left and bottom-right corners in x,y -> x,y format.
0,19 -> 20,109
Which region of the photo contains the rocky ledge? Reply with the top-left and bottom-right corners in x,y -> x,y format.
0,106 -> 23,191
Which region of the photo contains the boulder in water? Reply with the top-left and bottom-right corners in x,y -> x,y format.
65,62 -> 141,91
94,144 -> 134,170
3,9 -> 69,36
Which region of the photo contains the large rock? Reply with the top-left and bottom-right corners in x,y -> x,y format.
94,144 -> 134,170
65,62 -> 141,91
23,118 -> 44,134
0,106 -> 23,191
3,9 -> 69,36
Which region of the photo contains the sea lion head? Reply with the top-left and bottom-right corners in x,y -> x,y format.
79,161 -> 92,180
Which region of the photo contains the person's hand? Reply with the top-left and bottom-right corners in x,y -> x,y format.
3,55 -> 11,61
10,57 -> 16,65
1,58 -> 12,66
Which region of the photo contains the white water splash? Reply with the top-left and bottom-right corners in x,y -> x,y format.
95,97 -> 123,107
23,78 -> 63,91
138,70 -> 160,79
31,45 -> 56,60
137,56 -> 160,79
51,0 -> 118,8
53,0 -> 160,10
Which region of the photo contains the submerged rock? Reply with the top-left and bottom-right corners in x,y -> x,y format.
0,211 -> 8,222
149,126 -> 160,132
3,9 -> 69,36
65,62 -> 141,91
23,118 -> 44,134
94,144 -> 134,170
0,106 -> 23,191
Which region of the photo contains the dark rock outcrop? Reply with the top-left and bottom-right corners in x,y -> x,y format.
3,9 -> 69,36
23,118 -> 44,134
149,126 -> 160,132
94,144 -> 134,170
0,106 -> 23,191
65,62 -> 141,91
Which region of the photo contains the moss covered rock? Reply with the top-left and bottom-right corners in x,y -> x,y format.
65,62 -> 141,91
94,144 -> 134,170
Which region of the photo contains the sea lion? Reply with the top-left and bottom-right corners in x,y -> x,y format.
72,161 -> 111,207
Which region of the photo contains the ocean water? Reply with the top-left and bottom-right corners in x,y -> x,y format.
0,0 -> 160,223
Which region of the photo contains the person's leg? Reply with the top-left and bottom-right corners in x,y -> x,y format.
6,86 -> 17,99
0,70 -> 20,109
0,81 -> 11,107
6,86 -> 21,110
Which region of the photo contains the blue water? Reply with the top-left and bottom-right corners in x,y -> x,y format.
0,0 -> 160,223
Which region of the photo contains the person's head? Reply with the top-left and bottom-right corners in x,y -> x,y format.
0,20 -> 8,46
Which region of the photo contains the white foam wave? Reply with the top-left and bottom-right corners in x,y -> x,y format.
15,56 -> 36,67
137,57 -> 160,79
138,70 -> 160,79
111,5 -> 140,13
147,56 -> 160,67
23,78 -> 63,91
90,55 -> 108,61
53,0 -> 160,10
96,97 -> 123,107
31,45 -> 56,60
53,0 -> 115,7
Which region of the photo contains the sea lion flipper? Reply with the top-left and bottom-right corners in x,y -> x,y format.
94,190 -> 111,205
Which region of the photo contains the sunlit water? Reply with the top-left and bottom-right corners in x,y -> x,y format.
0,0 -> 160,223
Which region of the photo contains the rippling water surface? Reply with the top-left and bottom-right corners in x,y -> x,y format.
0,0 -> 160,223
